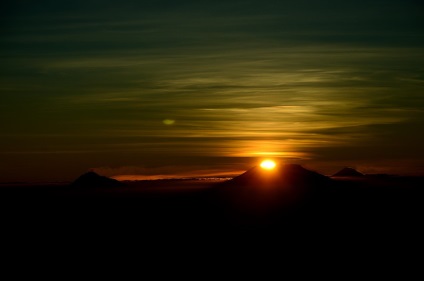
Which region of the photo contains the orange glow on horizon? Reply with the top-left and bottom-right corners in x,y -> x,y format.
260,159 -> 276,170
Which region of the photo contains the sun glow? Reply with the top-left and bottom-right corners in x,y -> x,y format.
260,159 -> 276,170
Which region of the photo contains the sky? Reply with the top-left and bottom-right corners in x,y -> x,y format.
1,0 -> 424,182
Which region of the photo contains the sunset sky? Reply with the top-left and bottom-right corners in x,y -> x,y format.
1,0 -> 423,181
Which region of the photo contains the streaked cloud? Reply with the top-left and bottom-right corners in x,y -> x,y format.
1,0 -> 423,180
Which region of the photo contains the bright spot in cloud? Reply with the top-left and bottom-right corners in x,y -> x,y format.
260,159 -> 276,170
163,119 -> 175,125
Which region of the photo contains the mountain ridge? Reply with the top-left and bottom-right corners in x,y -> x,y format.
71,171 -> 125,188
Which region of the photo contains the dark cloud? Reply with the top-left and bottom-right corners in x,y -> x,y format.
1,0 -> 423,180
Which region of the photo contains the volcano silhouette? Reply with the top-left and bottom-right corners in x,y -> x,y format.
213,164 -> 333,216
71,171 -> 125,188
332,167 -> 364,177
230,164 -> 331,187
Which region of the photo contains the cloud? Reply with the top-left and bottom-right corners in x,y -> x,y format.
1,0 -> 424,181
92,165 -> 245,180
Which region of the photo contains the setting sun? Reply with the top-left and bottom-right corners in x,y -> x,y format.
260,160 -> 276,170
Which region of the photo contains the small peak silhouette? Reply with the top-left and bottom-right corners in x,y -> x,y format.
332,167 -> 364,177
71,171 -> 125,188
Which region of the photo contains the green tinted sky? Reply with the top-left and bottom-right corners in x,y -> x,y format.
1,0 -> 423,181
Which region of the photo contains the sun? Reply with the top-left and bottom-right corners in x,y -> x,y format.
260,159 -> 276,170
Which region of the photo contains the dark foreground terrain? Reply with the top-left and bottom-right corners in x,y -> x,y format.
1,172 -> 424,260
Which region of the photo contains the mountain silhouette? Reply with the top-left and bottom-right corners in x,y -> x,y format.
71,171 -> 125,188
230,163 -> 331,187
332,167 -> 364,177
212,164 -> 333,218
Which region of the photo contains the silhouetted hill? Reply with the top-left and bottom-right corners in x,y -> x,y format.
211,164 -> 333,220
230,163 -> 332,187
332,167 -> 364,177
71,171 -> 125,188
